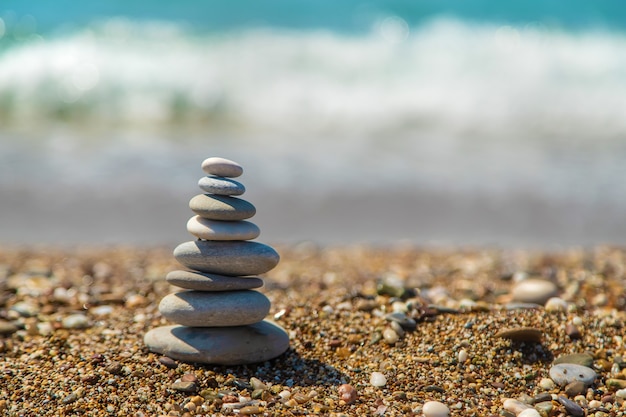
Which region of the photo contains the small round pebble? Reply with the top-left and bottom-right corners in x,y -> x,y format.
201,157 -> 243,178
544,297 -> 568,312
62,314 -> 90,329
422,400 -> 450,417
382,327 -> 399,345
338,384 -> 357,404
370,372 -> 387,387
538,377 -> 556,390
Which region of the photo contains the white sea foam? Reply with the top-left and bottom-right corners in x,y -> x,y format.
1,17 -> 626,204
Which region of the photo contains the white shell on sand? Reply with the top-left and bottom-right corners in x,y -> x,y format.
186,216 -> 260,241
422,400 -> 450,417
159,290 -> 270,327
189,194 -> 256,220
198,176 -> 245,196
174,240 -> 279,276
549,363 -> 597,386
511,278 -> 558,304
166,270 -> 263,291
144,321 -> 290,365
201,157 -> 243,178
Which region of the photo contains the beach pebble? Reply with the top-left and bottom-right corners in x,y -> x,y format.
495,327 -> 543,342
0,320 -> 18,335
198,176 -> 245,196
173,240 -> 279,276
616,388 -> 626,399
511,278 -> 558,304
171,381 -> 198,393
503,398 -> 532,414
549,363 -> 596,386
144,321 -> 289,365
62,314 -> 90,329
189,194 -> 256,220
422,400 -> 450,417
370,372 -> 387,387
564,380 -> 586,396
554,353 -> 594,368
158,290 -> 270,327
10,301 -> 39,317
338,384 -> 358,404
557,396 -> 584,417
166,270 -> 263,291
385,312 -> 417,330
518,409 -> 541,417
566,323 -> 582,339
382,327 -> 399,345
544,297 -> 568,312
186,216 -> 260,241
538,377 -> 556,390
201,157 -> 243,178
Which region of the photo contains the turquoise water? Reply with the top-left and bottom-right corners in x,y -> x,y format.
1,2 -> 626,245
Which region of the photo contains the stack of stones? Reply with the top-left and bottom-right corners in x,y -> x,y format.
144,157 -> 289,365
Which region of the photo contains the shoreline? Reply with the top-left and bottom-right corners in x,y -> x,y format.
1,244 -> 625,415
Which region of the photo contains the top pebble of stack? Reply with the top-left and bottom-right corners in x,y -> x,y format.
202,157 -> 244,178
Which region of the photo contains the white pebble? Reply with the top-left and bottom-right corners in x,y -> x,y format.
62,314 -> 90,329
370,372 -> 387,387
538,378 -> 556,390
458,348 -> 469,364
518,409 -> 541,417
616,388 -> 626,399
572,316 -> 583,326
544,297 -> 568,312
422,400 -> 450,417
503,398 -> 532,414
382,328 -> 399,345
391,301 -> 407,313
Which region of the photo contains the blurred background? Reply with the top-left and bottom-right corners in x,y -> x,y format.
1,0 -> 625,247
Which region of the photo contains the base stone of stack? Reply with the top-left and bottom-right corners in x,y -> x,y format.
144,321 -> 290,365
166,270 -> 263,291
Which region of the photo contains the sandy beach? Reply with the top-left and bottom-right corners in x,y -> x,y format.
1,243 -> 625,416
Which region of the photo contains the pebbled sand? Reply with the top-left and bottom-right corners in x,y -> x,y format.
0,244 -> 625,416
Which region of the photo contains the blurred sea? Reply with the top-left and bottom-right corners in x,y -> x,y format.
1,1 -> 626,246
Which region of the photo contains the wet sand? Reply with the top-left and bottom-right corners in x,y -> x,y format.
1,244 -> 625,416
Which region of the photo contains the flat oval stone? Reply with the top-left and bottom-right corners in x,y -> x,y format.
144,321 -> 290,365
201,157 -> 243,178
495,327 -> 543,342
549,363 -> 596,386
511,278 -> 558,304
189,194 -> 256,221
186,216 -> 260,241
166,270 -> 263,291
174,240 -> 279,276
198,176 -> 245,196
554,353 -> 594,368
159,290 -> 270,327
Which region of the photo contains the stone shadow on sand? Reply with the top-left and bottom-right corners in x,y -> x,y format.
498,341 -> 555,366
197,348 -> 348,388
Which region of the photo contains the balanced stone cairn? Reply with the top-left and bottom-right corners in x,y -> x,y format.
144,157 -> 289,365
